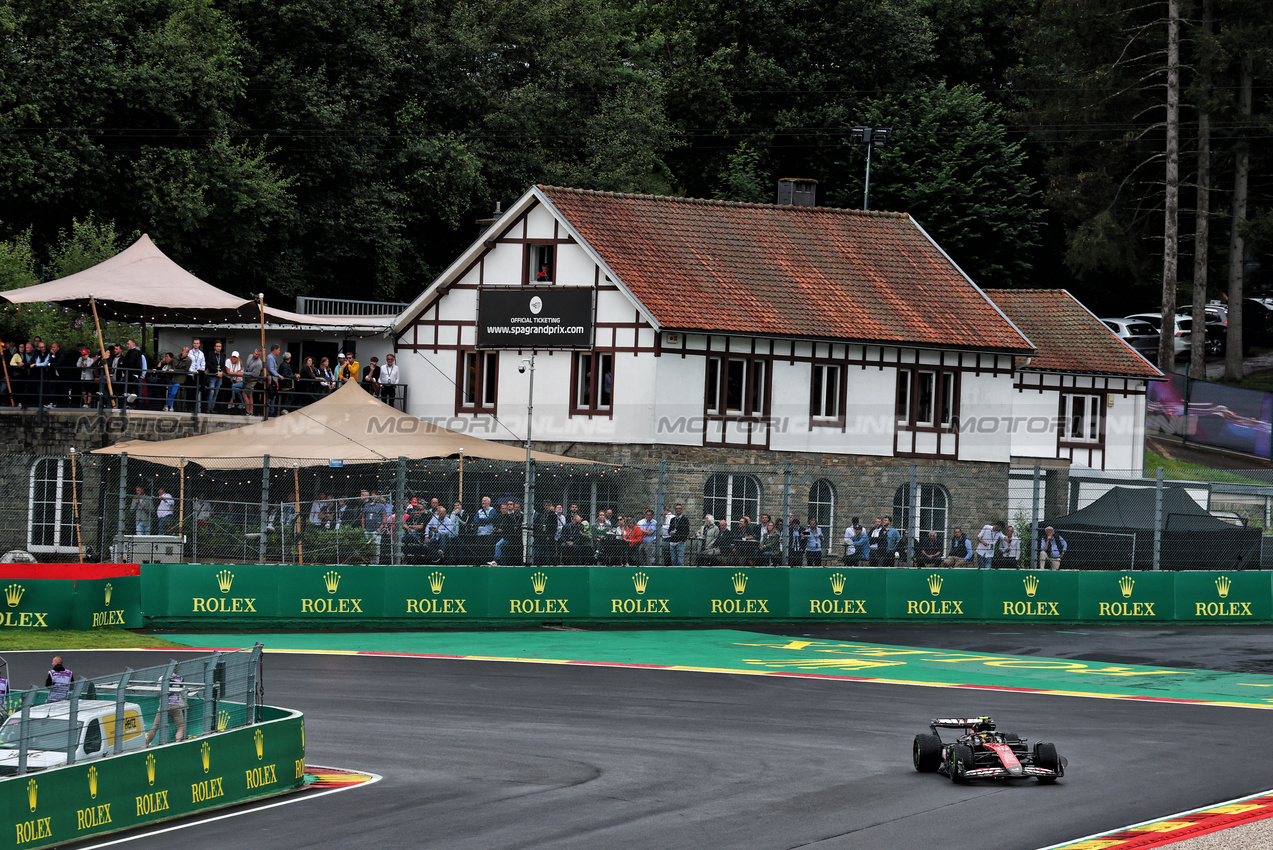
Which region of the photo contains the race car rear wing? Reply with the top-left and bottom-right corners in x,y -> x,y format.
929,717 -> 994,730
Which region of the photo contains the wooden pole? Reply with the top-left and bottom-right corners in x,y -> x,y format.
1,343 -> 12,407
294,464 -> 304,565
90,298 -> 115,405
70,448 -> 84,563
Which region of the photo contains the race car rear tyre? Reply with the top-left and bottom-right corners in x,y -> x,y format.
950,744 -> 973,784
913,733 -> 942,772
1034,742 -> 1060,783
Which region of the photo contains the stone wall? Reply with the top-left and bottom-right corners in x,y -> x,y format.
529,440 -> 1011,538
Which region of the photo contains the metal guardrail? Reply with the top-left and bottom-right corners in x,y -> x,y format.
0,645 -> 263,777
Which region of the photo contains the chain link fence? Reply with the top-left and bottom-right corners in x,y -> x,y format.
0,645 -> 263,776
3,451 -> 1272,571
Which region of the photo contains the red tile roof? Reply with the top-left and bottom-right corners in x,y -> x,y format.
540,187 -> 1032,353
983,289 -> 1163,379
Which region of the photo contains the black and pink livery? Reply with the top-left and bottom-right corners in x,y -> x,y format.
913,717 -> 1065,783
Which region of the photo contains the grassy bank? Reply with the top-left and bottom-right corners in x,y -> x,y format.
0,628 -> 189,652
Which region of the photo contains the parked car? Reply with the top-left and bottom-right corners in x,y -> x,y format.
1126,313 -> 1191,358
1178,299 -> 1271,354
1101,318 -> 1159,358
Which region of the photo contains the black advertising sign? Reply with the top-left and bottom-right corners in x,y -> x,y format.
477,288 -> 594,348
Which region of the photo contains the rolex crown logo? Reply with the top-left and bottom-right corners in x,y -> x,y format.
27,778 -> 37,812
428,571 -> 445,594
254,728 -> 264,760
1023,574 -> 1039,598
216,569 -> 234,593
1118,575 -> 1135,598
731,572 -> 748,594
201,741 -> 211,773
632,571 -> 649,595
217,709 -> 230,731
1216,575 -> 1232,599
145,753 -> 156,785
5,583 -> 24,608
88,765 -> 98,799
104,582 -> 113,606
927,574 -> 943,597
301,720 -> 306,748
324,570 -> 341,594
829,573 -> 846,596
531,571 -> 548,595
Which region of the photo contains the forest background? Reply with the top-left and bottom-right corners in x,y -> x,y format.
0,0 -> 1269,350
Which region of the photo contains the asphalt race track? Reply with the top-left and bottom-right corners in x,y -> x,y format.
13,628 -> 1273,850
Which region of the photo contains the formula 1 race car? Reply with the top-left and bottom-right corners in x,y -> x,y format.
912,717 -> 1065,783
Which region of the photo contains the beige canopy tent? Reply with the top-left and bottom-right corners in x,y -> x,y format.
90,379 -> 590,468
0,234 -> 257,323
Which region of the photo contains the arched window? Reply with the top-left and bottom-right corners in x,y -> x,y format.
808,479 -> 835,537
892,483 -> 949,539
29,458 -> 77,552
703,474 -> 761,524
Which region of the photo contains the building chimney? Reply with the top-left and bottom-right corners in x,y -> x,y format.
476,202 -> 505,237
777,178 -> 818,207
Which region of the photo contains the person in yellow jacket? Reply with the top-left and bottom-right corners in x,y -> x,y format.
337,352 -> 360,385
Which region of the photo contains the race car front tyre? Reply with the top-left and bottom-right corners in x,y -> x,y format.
1034,742 -> 1061,783
913,734 -> 942,772
950,744 -> 973,784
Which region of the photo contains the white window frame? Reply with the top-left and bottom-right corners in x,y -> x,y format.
1062,393 -> 1102,444
460,351 -> 498,411
573,351 -> 613,413
28,458 -> 76,553
808,479 -> 835,537
703,473 -> 761,524
811,364 -> 841,421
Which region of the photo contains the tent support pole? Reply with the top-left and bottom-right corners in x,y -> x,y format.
91,297 -> 116,406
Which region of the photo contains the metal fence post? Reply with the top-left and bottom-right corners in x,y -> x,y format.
394,456 -> 406,565
113,669 -> 132,755
203,653 -> 221,736
781,461 -> 792,562
259,455 -> 271,564
65,679 -> 86,764
16,690 -> 35,774
1031,465 -> 1041,571
247,643 -> 264,724
654,461 -> 666,565
156,662 -> 176,746
906,464 -> 918,567
1153,466 -> 1164,571
525,459 -> 536,566
116,454 -> 128,558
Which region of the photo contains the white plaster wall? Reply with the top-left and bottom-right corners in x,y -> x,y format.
957,372 -> 1016,462
1007,387 -> 1061,459
652,354 -> 708,447
556,244 -> 595,286
1103,392 -> 1145,472
841,367 -> 896,456
483,244 -> 522,284
525,205 -> 558,239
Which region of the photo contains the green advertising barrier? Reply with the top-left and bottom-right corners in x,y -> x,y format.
141,564 -> 1273,626
0,575 -> 141,631
0,705 -> 305,849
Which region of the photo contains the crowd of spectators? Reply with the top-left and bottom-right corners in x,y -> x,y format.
0,337 -> 400,414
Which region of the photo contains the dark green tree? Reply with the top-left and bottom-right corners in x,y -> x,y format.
827,82 -> 1043,288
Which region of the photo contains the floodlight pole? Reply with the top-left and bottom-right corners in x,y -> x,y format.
851,126 -> 892,211
521,354 -> 535,565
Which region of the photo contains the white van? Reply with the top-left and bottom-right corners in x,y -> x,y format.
0,700 -> 145,774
